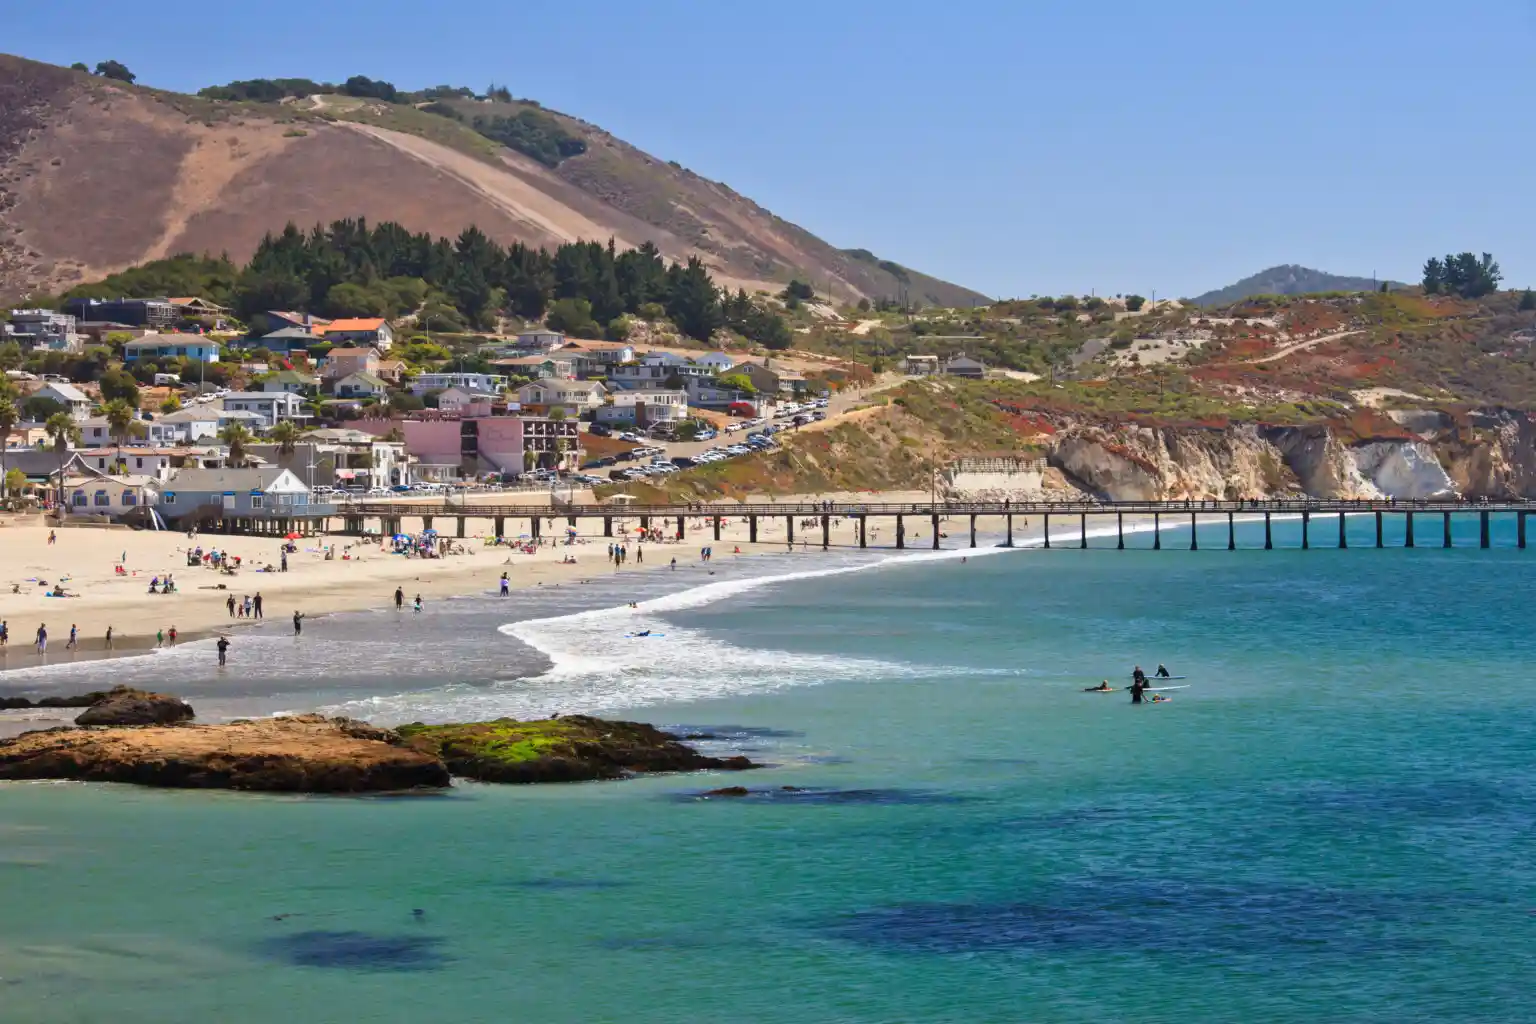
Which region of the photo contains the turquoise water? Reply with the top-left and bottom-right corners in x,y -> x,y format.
4,516 -> 1536,1023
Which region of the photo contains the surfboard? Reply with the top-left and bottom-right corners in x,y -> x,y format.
1146,685 -> 1189,691
625,633 -> 666,639
1082,687 -> 1118,693
1147,675 -> 1186,680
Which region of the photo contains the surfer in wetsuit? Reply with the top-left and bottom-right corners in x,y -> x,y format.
1132,666 -> 1148,686
1085,680 -> 1112,692
1155,664 -> 1171,678
635,629 -> 651,637
1130,678 -> 1146,704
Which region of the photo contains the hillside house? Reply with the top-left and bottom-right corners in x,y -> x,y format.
434,387 -> 499,416
33,382 -> 91,419
410,371 -> 508,395
375,359 -> 408,384
259,327 -> 325,355
560,339 -> 634,377
595,389 -> 688,428
692,352 -> 736,372
266,311 -> 331,332
151,408 -> 222,444
260,370 -> 320,396
733,361 -> 807,396
5,309 -> 80,352
321,318 -> 394,352
514,329 -> 565,352
904,354 -> 940,375
492,355 -> 575,380
63,298 -> 178,331
122,334 -> 220,364
943,354 -> 986,378
219,392 -> 305,428
321,347 -> 381,380
516,379 -> 607,417
335,371 -> 389,400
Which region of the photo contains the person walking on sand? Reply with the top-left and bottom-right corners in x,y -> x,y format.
413,594 -> 423,614
394,587 -> 404,611
500,573 -> 510,596
226,594 -> 236,617
156,628 -> 164,648
293,611 -> 304,636
105,626 -> 113,650
280,550 -> 288,572
216,635 -> 229,667
66,623 -> 77,650
1,620 -> 9,647
47,530 -> 56,546
252,592 -> 263,619
168,625 -> 178,646
35,623 -> 46,655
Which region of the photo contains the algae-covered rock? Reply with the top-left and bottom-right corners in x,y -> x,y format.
396,715 -> 757,784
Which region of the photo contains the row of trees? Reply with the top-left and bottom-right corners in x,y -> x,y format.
59,219 -> 794,346
1422,253 -> 1502,299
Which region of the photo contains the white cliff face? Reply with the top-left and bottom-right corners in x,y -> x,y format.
1050,425 -> 1297,500
1351,442 -> 1458,499
1269,429 -> 1382,499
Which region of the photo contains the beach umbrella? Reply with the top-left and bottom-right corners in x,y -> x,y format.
285,532 -> 301,540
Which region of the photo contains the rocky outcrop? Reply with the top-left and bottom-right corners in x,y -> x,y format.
74,687 -> 194,727
1052,424 -> 1298,500
397,715 -> 758,784
0,715 -> 450,792
1265,427 -> 1381,499
1351,442 -> 1457,499
0,691 -> 111,710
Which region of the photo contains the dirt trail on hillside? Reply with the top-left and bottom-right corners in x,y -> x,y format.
1246,330 -> 1363,364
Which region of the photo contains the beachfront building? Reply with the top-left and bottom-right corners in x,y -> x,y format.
251,429 -> 410,490
595,389 -> 688,428
522,416 -> 581,471
152,408 -> 222,444
153,467 -> 333,525
62,472 -> 158,517
219,392 -> 306,429
121,334 -> 221,364
76,446 -> 225,481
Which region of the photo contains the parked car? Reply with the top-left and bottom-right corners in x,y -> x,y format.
672,457 -> 698,468
587,423 -> 613,437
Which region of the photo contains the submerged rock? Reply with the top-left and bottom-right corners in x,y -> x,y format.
0,714 -> 449,792
74,687 -> 194,727
396,715 -> 758,784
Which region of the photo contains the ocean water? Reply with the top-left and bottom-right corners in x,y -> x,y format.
3,513 -> 1536,1023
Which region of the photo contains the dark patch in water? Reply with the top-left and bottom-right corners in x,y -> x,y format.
957,756 -> 1038,767
1282,777 -> 1530,823
258,930 -> 450,972
671,786 -> 971,806
820,877 -> 1433,957
511,877 -> 630,891
593,935 -> 721,952
798,754 -> 853,765
671,725 -> 805,740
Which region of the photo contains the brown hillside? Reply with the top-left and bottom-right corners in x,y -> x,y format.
0,54 -> 988,307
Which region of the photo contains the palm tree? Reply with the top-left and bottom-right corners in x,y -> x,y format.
219,423 -> 253,468
0,397 -> 17,500
45,412 -> 80,511
269,420 -> 302,455
102,399 -> 136,475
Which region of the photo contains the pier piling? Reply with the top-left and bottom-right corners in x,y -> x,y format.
786,516 -> 794,545
1117,512 -> 1124,550
676,516 -> 685,541
1081,512 -> 1088,549
896,516 -> 905,549
1006,513 -> 1014,548
713,516 -> 722,541
1227,512 -> 1235,550
971,514 -> 978,549
1044,512 -> 1051,549
822,515 -> 831,550
749,515 -> 758,543
932,513 -> 941,550
1153,513 -> 1160,550
1190,512 -> 1197,551
859,515 -> 867,549
1339,512 -> 1347,549
1375,511 -> 1383,548
1302,511 -> 1309,550
1443,511 -> 1452,549
1480,510 -> 1490,549
1264,512 -> 1272,550
1406,512 -> 1415,548
603,516 -> 612,537
1520,512 -> 1527,550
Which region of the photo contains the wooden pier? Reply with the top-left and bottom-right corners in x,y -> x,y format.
277,498 -> 1536,552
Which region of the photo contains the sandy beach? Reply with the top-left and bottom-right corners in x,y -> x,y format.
0,493 -> 1094,675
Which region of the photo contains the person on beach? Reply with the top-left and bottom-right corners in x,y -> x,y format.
216,636 -> 229,666
226,594 -> 236,617
395,587 -> 404,611
168,626 -> 178,646
293,611 -> 304,635
156,628 -> 164,648
67,624 -> 77,650
636,546 -> 643,564
670,558 -> 676,571
35,623 -> 46,655
280,550 -> 288,572
1,620 -> 10,646
105,626 -> 113,650
47,530 -> 55,546
500,573 -> 510,596
253,593 -> 263,619
414,595 -> 422,613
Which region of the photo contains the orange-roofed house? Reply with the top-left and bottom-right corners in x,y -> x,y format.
321,317 -> 394,352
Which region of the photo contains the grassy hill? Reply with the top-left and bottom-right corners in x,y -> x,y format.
0,54 -> 988,307
1192,265 -> 1405,306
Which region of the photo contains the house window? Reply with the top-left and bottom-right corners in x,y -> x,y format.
135,458 -> 143,469
251,494 -> 264,508
71,491 -> 86,507
94,490 -> 110,507
163,493 -> 176,505
123,491 -> 137,506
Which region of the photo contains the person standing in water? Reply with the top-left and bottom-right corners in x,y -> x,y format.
66,623 -> 77,650
216,636 -> 230,666
35,623 -> 47,655
105,625 -> 113,650
1130,677 -> 1147,704
293,611 -> 304,635
413,594 -> 422,613
500,573 -> 510,596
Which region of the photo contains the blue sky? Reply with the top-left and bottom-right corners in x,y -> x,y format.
8,0 -> 1535,298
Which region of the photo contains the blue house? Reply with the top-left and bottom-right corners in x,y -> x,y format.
153,467 -> 335,524
122,333 -> 220,364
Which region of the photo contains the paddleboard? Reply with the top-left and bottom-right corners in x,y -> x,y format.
1147,675 -> 1186,680
1146,685 -> 1189,691
1082,687 -> 1118,693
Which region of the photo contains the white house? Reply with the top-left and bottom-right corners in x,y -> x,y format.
216,409 -> 270,432
595,389 -> 688,427
74,446 -> 223,482
435,387 -> 499,415
410,371 -> 508,395
559,339 -> 634,377
32,382 -> 91,419
220,392 -> 305,428
516,379 -> 607,416
63,472 -> 158,517
78,409 -> 217,448
693,352 -> 736,372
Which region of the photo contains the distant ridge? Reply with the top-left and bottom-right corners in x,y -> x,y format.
1193,265 -> 1405,306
